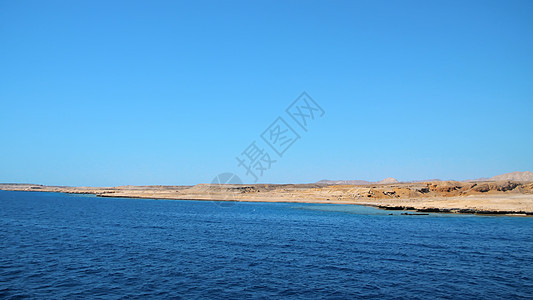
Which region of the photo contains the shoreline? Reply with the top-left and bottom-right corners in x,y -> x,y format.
2,186 -> 532,217
96,193 -> 533,216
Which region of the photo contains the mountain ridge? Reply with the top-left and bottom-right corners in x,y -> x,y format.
317,177 -> 399,185
317,171 -> 533,185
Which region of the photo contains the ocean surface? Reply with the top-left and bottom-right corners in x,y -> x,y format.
1,191 -> 532,299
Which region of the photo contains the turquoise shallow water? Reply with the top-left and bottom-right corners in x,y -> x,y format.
1,190 -> 532,299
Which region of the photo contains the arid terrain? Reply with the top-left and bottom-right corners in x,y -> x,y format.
1,171 -> 533,216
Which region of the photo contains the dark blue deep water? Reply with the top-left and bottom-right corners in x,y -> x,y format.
1,191 -> 532,299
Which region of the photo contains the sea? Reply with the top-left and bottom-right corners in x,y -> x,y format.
1,190 -> 532,299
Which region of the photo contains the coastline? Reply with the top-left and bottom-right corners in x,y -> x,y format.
2,181 -> 533,216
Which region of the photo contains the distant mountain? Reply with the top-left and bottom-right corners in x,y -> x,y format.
317,177 -> 399,185
378,177 -> 399,184
317,171 -> 533,186
405,179 -> 442,183
316,180 -> 370,185
489,171 -> 533,182
469,177 -> 490,182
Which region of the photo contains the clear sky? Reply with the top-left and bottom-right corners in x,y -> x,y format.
1,0 -> 532,186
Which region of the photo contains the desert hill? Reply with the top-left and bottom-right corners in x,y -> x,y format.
489,171 -> 533,182
318,171 -> 533,185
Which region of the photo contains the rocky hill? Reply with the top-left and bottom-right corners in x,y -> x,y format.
490,171 -> 533,182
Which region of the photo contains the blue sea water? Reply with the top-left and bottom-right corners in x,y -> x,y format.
1,191 -> 532,299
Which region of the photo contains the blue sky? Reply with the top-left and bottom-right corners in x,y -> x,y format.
1,0 -> 532,186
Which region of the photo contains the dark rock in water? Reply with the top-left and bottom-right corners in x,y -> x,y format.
458,209 -> 476,214
379,206 -> 405,210
417,208 -> 442,213
401,212 -> 429,216
475,210 -> 513,215
379,206 -> 417,211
